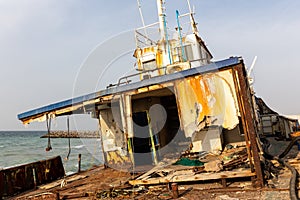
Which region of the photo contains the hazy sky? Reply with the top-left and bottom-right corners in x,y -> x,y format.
0,0 -> 299,130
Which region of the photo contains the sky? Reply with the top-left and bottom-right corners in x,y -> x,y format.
0,0 -> 299,131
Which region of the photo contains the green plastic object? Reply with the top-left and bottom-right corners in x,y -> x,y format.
174,157 -> 204,166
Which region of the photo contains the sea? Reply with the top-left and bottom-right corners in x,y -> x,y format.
0,131 -> 103,175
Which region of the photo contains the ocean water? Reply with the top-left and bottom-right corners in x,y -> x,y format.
0,131 -> 103,175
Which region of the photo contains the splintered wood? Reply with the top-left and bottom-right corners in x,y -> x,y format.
130,167 -> 254,185
130,145 -> 255,185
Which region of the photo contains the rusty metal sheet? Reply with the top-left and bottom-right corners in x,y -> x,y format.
0,156 -> 65,198
175,70 -> 240,138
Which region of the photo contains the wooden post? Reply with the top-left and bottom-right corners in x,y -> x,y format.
171,183 -> 179,198
78,154 -> 81,173
234,64 -> 264,187
221,178 -> 227,188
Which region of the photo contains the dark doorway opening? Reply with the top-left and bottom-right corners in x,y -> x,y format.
130,88 -> 184,167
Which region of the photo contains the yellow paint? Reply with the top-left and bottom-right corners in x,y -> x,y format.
175,70 -> 240,137
106,151 -> 130,165
149,84 -> 163,91
137,87 -> 149,93
134,46 -> 167,78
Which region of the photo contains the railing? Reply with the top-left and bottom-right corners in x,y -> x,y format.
116,66 -> 168,87
105,58 -> 209,89
134,10 -> 196,49
135,22 -> 160,48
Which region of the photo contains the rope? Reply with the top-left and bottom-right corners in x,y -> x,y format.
45,115 -> 52,151
66,116 -> 71,160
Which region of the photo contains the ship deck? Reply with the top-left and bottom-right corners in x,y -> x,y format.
11,137 -> 300,200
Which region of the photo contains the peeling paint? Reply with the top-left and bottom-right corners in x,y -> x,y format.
175,70 -> 240,138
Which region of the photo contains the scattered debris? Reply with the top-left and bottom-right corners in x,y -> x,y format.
204,160 -> 223,172
217,194 -> 239,200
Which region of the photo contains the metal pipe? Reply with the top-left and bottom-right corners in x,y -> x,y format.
262,137 -> 300,200
156,0 -> 172,65
176,10 -> 186,62
156,0 -> 166,41
45,115 -> 52,151
279,136 -> 300,158
282,159 -> 298,200
66,116 -> 71,160
164,16 -> 173,65
186,0 -> 198,34
135,22 -> 160,31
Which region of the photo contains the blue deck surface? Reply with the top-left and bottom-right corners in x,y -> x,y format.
18,57 -> 241,121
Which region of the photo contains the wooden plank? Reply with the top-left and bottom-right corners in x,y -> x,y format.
136,159 -> 179,180
129,169 -> 255,185
39,175 -> 87,190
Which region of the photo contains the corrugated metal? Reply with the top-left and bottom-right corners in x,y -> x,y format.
18,57 -> 241,123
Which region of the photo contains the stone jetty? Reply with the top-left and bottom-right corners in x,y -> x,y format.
41,130 -> 100,138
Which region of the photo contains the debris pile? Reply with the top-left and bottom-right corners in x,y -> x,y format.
129,142 -> 253,186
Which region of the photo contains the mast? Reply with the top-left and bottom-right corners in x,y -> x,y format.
187,0 -> 198,35
156,0 -> 172,64
156,0 -> 167,41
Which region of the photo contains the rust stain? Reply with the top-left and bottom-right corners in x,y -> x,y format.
175,70 -> 240,138
0,156 -> 64,198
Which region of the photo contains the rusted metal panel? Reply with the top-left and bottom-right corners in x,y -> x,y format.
0,156 -> 65,198
174,70 -> 240,139
233,64 -> 264,187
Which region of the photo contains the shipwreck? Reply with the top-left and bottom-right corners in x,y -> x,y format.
3,0 -> 299,199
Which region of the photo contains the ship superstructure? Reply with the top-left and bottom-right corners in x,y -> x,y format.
16,1 -> 299,191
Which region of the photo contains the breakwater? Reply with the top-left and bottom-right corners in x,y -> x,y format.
41,130 -> 100,138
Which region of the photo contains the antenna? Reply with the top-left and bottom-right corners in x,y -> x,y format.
137,0 -> 146,29
186,0 -> 198,34
187,0 -> 193,13
248,56 -> 257,85
248,56 -> 257,77
137,0 -> 149,43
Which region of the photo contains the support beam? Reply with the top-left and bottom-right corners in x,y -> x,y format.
234,64 -> 264,188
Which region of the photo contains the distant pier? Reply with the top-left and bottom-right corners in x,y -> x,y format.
41,130 -> 100,138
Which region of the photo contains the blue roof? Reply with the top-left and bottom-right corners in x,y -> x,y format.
17,57 -> 241,122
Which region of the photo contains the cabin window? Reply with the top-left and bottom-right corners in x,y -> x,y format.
184,44 -> 194,61
142,59 -> 157,71
141,53 -> 157,71
177,44 -> 194,62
